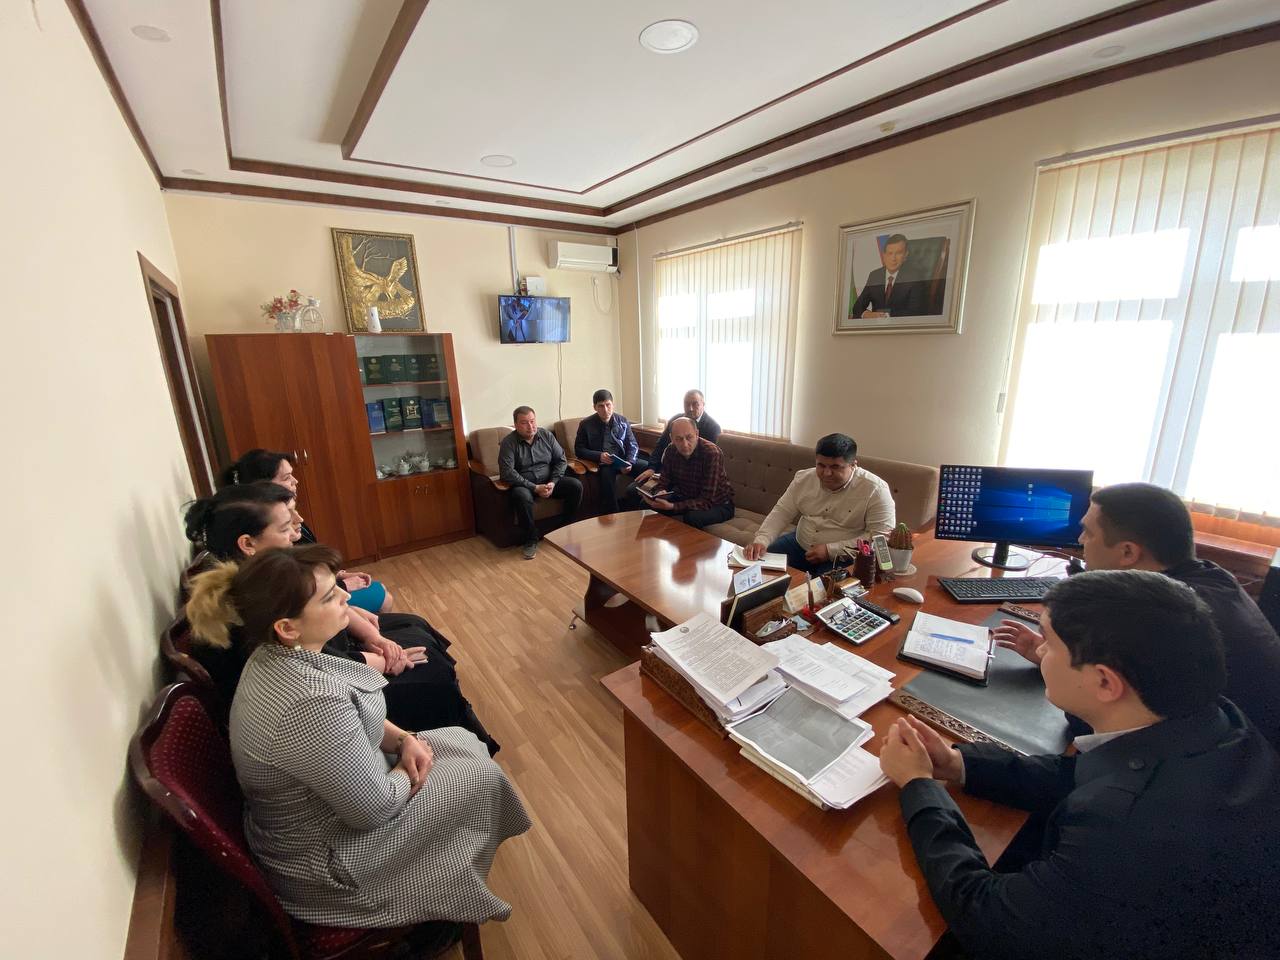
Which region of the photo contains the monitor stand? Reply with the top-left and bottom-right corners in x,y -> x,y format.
971,542 -> 1031,571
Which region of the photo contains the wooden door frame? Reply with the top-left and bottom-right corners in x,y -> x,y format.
138,253 -> 217,497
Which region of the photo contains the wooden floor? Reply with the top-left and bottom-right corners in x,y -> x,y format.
364,535 -> 681,960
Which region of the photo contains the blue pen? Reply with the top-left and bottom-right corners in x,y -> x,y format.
929,632 -> 975,645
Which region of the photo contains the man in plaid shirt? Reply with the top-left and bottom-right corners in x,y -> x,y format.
623,417 -> 733,528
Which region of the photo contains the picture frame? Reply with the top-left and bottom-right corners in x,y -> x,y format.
834,200 -> 974,335
331,228 -> 425,332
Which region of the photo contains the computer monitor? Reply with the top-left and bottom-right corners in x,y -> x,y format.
935,465 -> 1094,571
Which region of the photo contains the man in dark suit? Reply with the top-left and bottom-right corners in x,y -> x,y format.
849,233 -> 928,318
880,570 -> 1280,960
644,388 -> 722,469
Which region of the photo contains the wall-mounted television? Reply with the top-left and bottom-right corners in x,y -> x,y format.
498,295 -> 570,344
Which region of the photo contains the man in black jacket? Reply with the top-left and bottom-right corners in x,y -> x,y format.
993,482 -> 1280,748
574,388 -> 644,514
645,389 -> 722,468
880,571 -> 1280,960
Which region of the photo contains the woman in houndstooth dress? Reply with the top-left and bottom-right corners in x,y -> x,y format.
188,544 -> 531,928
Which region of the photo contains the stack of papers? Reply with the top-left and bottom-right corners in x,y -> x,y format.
649,613 -> 782,722
728,688 -> 888,809
763,634 -> 896,720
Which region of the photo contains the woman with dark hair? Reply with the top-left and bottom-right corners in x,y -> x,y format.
186,545 -> 529,928
221,449 -> 391,614
181,485 -> 497,752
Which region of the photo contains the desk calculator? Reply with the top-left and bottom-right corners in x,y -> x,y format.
815,597 -> 891,646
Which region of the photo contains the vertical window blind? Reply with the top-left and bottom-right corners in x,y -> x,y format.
1003,123 -> 1280,523
652,225 -> 803,438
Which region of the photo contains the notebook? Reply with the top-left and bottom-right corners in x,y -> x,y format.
897,611 -> 993,684
728,546 -> 789,571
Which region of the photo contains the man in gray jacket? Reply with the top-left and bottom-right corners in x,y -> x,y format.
498,405 -> 582,559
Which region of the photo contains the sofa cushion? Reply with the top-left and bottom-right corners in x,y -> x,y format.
704,510 -> 775,547
553,417 -> 584,457
469,426 -> 513,475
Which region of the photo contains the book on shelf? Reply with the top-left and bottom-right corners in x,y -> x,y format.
384,354 -> 407,382
404,355 -> 423,381
728,545 -> 788,571
422,353 -> 441,379
402,396 -> 423,429
362,356 -> 386,384
897,611 -> 993,684
381,397 -> 404,431
430,398 -> 452,427
365,401 -> 385,434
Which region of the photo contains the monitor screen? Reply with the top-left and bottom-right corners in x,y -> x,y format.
935,465 -> 1094,548
498,295 -> 570,343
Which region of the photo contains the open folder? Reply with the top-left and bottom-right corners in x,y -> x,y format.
897,611 -> 993,684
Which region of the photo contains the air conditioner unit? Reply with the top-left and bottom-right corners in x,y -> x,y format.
549,240 -> 618,273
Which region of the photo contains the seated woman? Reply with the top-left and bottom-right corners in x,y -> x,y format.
183,483 -> 497,752
222,448 -> 391,614
187,544 -> 530,928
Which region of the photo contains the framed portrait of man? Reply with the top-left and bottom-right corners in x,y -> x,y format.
834,200 -> 974,335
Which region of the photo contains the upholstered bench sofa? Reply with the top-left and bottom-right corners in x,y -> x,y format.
696,433 -> 939,547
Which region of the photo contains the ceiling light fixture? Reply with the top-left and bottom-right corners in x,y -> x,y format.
131,24 -> 171,43
639,20 -> 699,55
435,200 -> 452,206
480,154 -> 516,168
180,168 -> 204,176
1094,44 -> 1125,59
879,120 -> 897,134
751,165 -> 769,173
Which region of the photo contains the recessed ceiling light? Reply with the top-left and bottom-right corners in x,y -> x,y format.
751,165 -> 769,173
879,120 -> 897,134
180,168 -> 204,176
639,20 -> 699,55
1094,44 -> 1125,59
131,24 -> 170,43
435,199 -> 452,206
480,154 -> 516,168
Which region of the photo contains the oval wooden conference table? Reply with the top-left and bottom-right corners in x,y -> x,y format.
545,511 -> 1069,960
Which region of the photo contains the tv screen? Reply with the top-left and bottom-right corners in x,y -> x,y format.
498,295 -> 570,344
935,465 -> 1094,548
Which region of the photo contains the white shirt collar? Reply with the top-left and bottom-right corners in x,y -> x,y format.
1073,723 -> 1151,752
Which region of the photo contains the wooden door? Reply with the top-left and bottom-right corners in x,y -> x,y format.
278,335 -> 378,565
372,471 -> 468,554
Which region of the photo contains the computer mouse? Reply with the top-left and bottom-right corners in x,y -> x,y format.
892,587 -> 925,604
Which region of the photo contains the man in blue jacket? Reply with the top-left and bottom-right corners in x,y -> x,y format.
574,389 -> 645,514
880,570 -> 1280,960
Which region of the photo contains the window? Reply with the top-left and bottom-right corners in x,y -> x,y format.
651,225 -> 802,437
1004,124 -> 1280,521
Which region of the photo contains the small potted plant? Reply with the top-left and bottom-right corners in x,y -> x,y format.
888,522 -> 915,575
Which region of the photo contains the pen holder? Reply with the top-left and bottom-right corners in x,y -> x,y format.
852,550 -> 876,588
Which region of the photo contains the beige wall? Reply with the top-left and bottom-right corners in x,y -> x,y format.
163,194 -> 624,453
0,3 -> 192,957
619,43 -> 1280,468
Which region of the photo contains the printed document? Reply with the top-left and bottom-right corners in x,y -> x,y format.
728,687 -> 873,783
651,612 -> 778,705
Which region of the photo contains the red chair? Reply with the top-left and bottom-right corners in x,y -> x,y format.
129,683 -> 483,959
159,614 -> 214,689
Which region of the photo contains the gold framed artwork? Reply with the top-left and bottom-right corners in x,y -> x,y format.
833,200 -> 974,335
331,228 -> 425,332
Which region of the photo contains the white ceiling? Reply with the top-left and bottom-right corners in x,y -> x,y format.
84,0 -> 1280,231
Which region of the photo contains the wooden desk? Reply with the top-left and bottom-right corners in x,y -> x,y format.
549,514 -> 1064,960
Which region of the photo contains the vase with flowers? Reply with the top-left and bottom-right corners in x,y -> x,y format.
261,289 -> 304,332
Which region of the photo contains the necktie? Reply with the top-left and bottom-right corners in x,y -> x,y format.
885,276 -> 895,303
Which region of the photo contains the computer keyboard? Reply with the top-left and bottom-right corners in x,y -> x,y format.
937,576 -> 1061,604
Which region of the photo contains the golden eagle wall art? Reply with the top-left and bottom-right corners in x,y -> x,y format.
331,228 -> 424,332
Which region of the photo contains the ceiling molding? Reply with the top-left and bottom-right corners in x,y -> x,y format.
64,0 -> 161,184
160,177 -> 619,236
616,20 -> 1280,231
210,0 -> 232,162
603,0 -> 1220,215
340,0 -> 430,160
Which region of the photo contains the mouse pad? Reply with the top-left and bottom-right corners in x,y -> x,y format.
901,610 -> 1071,756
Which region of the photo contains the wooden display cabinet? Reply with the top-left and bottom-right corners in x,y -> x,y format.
206,332 -> 473,563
